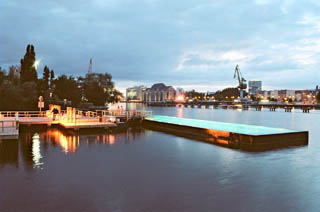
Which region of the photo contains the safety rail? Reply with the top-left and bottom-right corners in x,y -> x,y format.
0,109 -> 153,124
95,110 -> 153,119
0,111 -> 47,118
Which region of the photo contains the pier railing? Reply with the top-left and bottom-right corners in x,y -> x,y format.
0,109 -> 153,124
95,110 -> 152,119
0,111 -> 47,118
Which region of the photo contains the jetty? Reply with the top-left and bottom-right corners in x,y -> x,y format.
0,108 -> 152,140
144,115 -> 308,151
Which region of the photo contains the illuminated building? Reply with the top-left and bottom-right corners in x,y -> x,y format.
142,83 -> 176,102
126,86 -> 147,101
175,87 -> 185,102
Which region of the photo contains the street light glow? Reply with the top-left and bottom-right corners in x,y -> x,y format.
33,60 -> 40,70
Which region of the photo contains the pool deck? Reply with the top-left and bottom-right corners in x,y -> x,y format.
144,115 -> 308,151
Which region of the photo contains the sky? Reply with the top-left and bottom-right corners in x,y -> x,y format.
1,0 -> 320,94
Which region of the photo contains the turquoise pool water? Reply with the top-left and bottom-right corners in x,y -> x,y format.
146,115 -> 300,136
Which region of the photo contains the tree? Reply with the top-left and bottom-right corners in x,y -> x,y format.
109,89 -> 123,103
43,66 -> 50,82
53,75 -> 82,106
41,66 -> 50,91
0,81 -> 21,110
0,81 -> 37,110
1,44 -> 123,109
19,82 -> 38,110
82,73 -> 119,105
20,44 -> 38,83
185,89 -> 205,101
0,67 -> 6,85
50,70 -> 55,85
213,87 -> 241,100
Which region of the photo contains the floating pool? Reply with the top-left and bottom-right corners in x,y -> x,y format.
146,115 -> 298,136
144,115 -> 308,151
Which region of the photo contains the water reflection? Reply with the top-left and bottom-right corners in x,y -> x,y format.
44,129 -> 79,154
32,133 -> 43,168
0,127 -> 146,169
177,107 -> 183,118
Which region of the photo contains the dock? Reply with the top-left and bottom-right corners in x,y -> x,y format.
0,109 -> 152,140
144,115 -> 308,151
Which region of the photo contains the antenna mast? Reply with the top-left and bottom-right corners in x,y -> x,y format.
88,58 -> 92,74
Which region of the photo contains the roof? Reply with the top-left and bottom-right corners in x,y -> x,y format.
149,83 -> 175,92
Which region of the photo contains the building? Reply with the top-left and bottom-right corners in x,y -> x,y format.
126,86 -> 147,101
255,88 -> 318,103
142,83 -> 176,102
248,80 -> 262,97
270,90 -> 279,100
8,65 -> 21,78
296,90 -> 316,103
175,87 -> 185,102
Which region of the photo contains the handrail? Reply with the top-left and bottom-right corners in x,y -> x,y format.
0,109 -> 153,122
0,111 -> 47,118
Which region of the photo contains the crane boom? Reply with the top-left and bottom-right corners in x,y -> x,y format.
233,64 -> 247,90
234,64 -> 241,84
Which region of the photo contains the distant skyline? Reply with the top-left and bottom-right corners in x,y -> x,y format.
1,0 -> 320,94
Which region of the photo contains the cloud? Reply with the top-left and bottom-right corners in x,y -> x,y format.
1,0 -> 320,92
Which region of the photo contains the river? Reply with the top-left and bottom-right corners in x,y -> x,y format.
0,104 -> 319,212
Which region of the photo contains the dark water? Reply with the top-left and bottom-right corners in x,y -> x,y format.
1,104 -> 320,212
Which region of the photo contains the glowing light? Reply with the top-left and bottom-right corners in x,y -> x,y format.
33,60 -> 40,70
32,133 -> 43,168
175,95 -> 185,103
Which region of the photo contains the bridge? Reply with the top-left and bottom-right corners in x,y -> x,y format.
146,101 -> 318,113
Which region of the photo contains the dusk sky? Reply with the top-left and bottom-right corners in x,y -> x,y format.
1,0 -> 320,93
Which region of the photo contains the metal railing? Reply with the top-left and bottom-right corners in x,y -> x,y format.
0,109 -> 153,124
0,111 -> 47,118
95,110 -> 153,119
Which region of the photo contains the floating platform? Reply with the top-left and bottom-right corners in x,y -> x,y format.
59,121 -> 116,129
144,115 -> 308,151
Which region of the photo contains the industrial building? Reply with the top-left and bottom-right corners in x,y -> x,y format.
248,80 -> 262,97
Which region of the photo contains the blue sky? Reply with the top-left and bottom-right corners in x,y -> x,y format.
1,0 -> 320,93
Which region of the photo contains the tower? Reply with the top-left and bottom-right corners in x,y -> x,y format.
88,58 -> 92,74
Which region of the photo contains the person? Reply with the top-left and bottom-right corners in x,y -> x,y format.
52,108 -> 59,120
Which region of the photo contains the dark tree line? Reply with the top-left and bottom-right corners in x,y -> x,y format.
185,87 -> 246,101
213,87 -> 245,101
185,90 -> 206,100
0,44 -> 123,110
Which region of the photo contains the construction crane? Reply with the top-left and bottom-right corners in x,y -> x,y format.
233,64 -> 247,100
